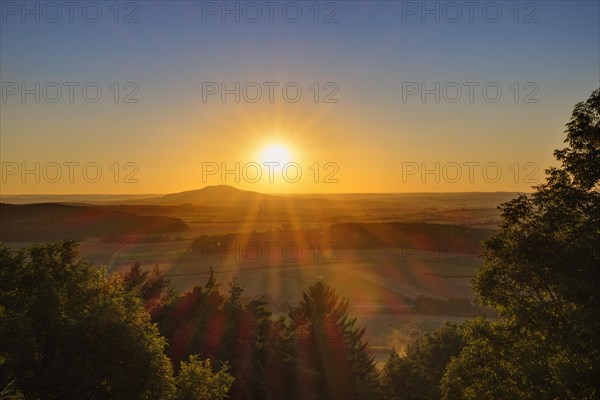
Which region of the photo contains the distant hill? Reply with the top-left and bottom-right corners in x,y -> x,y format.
0,186 -> 524,210
130,185 -> 523,210
133,185 -> 280,206
0,203 -> 188,242
0,193 -> 161,205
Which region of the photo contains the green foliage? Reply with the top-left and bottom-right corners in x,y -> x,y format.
441,89 -> 600,399
158,276 -> 383,399
555,88 -> 600,190
204,267 -> 220,293
122,261 -> 176,317
381,322 -> 466,400
380,350 -> 412,400
156,271 -> 290,399
441,320 -> 555,400
288,281 -> 382,400
0,241 -> 175,400
175,355 -> 234,400
0,381 -> 25,400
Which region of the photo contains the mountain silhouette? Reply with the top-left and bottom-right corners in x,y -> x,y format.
141,185 -> 279,206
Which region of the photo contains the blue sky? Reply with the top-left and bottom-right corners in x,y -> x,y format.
1,1 -> 599,193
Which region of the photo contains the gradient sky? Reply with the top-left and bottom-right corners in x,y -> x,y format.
1,0 -> 598,194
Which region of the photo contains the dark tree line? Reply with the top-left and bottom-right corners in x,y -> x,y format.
381,88 -> 600,399
1,244 -> 381,400
145,267 -> 382,400
191,222 -> 491,255
0,242 -> 176,399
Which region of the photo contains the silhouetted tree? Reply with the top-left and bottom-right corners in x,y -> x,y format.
442,89 -> 600,399
0,241 -> 175,399
122,261 -> 176,318
380,349 -> 412,400
288,281 -> 382,400
382,322 -> 466,400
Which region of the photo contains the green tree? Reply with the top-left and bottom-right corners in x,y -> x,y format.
441,319 -> 549,400
220,277 -> 250,399
380,350 -> 412,400
380,322 -> 466,400
245,296 -> 277,400
288,281 -> 382,400
156,267 -> 228,365
442,89 -> 600,399
156,272 -> 294,400
122,261 -> 176,318
0,241 -> 175,399
175,355 -> 234,400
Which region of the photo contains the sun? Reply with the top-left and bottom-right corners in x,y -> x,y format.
260,144 -> 292,164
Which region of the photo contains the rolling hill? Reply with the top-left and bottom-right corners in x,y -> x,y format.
144,184 -> 279,205
0,203 -> 188,242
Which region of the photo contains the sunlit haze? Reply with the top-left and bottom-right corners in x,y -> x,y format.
1,1 -> 598,196
1,2 -> 598,398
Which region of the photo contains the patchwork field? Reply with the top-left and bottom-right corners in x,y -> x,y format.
4,188 -> 505,358
76,235 -> 485,356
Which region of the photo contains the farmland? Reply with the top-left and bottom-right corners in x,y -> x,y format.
1,187 -> 503,355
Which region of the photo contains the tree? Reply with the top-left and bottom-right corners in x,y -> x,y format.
122,261 -> 176,318
245,296 -> 280,400
380,350 -> 412,400
0,380 -> 25,400
175,355 -> 234,400
288,281 -> 382,400
381,322 -> 466,400
0,241 -> 175,399
220,277 -> 250,399
441,319 -> 549,400
157,271 -> 226,365
442,89 -> 600,399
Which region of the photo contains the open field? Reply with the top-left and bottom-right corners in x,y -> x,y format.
75,237 -> 484,353
79,241 -> 481,299
3,187 -> 497,356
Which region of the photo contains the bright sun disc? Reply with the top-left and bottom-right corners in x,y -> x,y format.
260,144 -> 291,164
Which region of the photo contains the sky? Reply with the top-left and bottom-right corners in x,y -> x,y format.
1,0 -> 599,194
